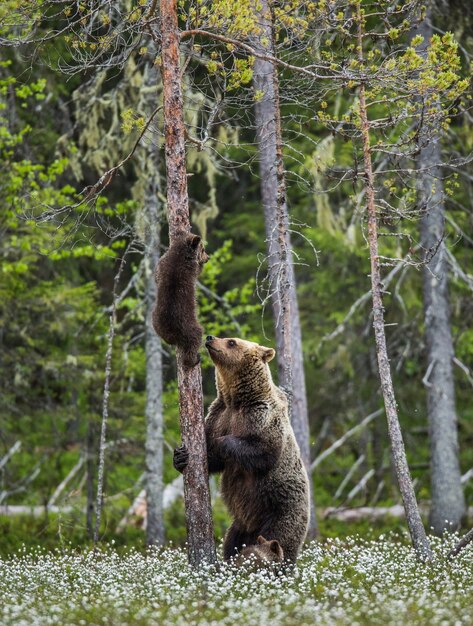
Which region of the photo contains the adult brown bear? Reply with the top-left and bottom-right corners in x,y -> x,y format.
174,336 -> 309,563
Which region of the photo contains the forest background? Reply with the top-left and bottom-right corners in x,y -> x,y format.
1,0 -> 473,555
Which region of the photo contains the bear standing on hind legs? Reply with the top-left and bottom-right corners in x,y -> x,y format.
173,336 -> 310,563
152,232 -> 208,369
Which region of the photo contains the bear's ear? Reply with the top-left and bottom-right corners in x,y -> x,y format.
188,233 -> 202,249
259,347 -> 275,363
257,535 -> 266,545
269,540 -> 281,555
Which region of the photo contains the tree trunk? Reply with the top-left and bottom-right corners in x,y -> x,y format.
86,420 -> 95,540
144,223 -> 165,547
356,5 -> 432,561
142,57 -> 165,545
252,0 -> 318,539
159,0 -> 216,567
93,307 -> 116,547
415,14 -> 465,535
93,250 -> 128,548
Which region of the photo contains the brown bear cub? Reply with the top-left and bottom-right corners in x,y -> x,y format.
152,232 -> 208,369
173,336 -> 310,563
235,535 -> 284,567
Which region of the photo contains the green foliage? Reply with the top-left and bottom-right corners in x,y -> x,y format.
1,0 -> 473,555
199,239 -> 260,339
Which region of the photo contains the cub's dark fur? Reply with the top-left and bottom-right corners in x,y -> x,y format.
152,232 -> 208,369
235,535 -> 284,567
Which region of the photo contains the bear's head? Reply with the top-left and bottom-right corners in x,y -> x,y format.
236,535 -> 284,567
176,232 -> 209,268
205,336 -> 275,400
254,535 -> 284,562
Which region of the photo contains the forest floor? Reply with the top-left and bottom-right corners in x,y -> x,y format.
0,534 -> 471,625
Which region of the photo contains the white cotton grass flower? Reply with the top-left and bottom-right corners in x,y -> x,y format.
0,534 -> 471,625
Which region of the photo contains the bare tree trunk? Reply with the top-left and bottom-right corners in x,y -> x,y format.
93,311 -> 115,547
93,250 -> 129,548
252,0 -> 318,539
159,0 -> 216,567
86,421 -> 95,540
415,14 -> 465,535
356,7 -> 432,561
142,57 -> 165,545
144,222 -> 165,546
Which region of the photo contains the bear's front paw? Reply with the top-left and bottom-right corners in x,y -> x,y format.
173,445 -> 189,473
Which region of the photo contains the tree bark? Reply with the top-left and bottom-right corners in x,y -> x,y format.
142,58 -> 165,545
86,420 -> 95,540
144,225 -> 165,546
93,249 -> 128,548
252,0 -> 318,539
415,14 -> 465,535
159,0 -> 216,567
93,306 -> 116,547
356,5 -> 432,561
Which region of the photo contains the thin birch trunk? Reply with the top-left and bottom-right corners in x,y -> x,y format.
252,0 -> 318,539
93,307 -> 116,547
356,4 -> 432,561
93,249 -> 128,548
86,421 -> 94,540
415,14 -> 465,535
140,56 -> 165,547
159,0 -> 216,567
144,227 -> 165,546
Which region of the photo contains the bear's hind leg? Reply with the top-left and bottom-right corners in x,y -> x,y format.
259,516 -> 307,564
180,327 -> 203,369
223,523 -> 253,561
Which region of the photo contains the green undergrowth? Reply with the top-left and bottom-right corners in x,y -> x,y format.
0,506 -> 412,557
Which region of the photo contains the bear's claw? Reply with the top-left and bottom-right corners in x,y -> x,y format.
173,444 -> 189,473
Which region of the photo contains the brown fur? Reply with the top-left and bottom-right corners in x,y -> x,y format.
174,336 -> 310,563
234,535 -> 284,567
152,232 -> 208,369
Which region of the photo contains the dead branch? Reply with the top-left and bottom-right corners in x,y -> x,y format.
48,455 -> 85,508
334,454 -> 366,500
36,105 -> 162,222
310,409 -> 382,472
447,527 -> 473,560
346,469 -> 375,503
0,441 -> 21,471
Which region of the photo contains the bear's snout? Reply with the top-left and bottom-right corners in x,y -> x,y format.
206,335 -> 216,344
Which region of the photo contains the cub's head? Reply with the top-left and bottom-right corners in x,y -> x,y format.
177,232 -> 209,267
236,535 -> 284,567
253,535 -> 284,562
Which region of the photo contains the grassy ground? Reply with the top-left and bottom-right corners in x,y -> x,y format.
0,534 -> 471,625
0,509 -> 409,556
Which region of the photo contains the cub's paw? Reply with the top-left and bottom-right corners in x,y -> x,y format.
183,352 -> 201,369
182,352 -> 200,370
173,445 -> 189,473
